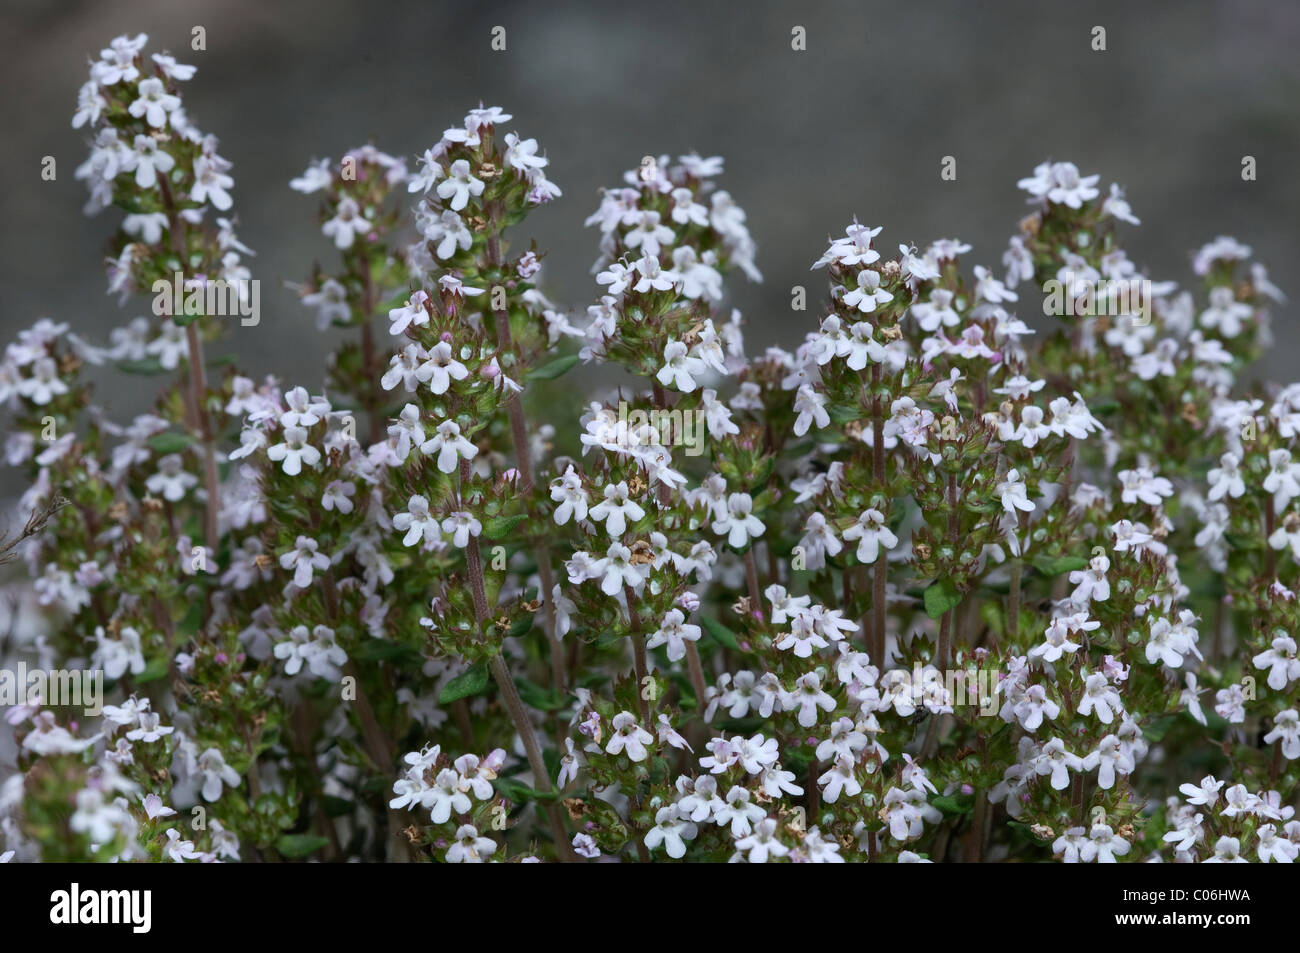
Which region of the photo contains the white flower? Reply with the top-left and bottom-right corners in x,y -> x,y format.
1204,836 -> 1247,863
1144,615 -> 1200,669
1254,637 -> 1300,691
782,672 -> 836,728
436,159 -> 485,211
633,252 -> 680,293
841,509 -> 897,564
92,625 -> 146,680
191,156 -> 234,210
593,541 -> 645,596
1256,824 -> 1298,863
393,494 -> 439,547
426,768 -> 472,823
995,469 -> 1035,514
1101,183 -> 1140,225
793,385 -> 830,436
1199,286 -> 1252,338
733,817 -> 788,863
644,805 -> 696,858
623,209 -> 675,257
606,712 -> 653,762
1081,823 -> 1130,863
440,511 -> 482,549
446,824 -> 496,863
1264,709 -> 1300,760
1179,775 -> 1225,808
712,493 -> 765,549
1036,738 -> 1085,790
126,78 -> 179,128
197,747 -> 240,802
1264,449 -> 1300,511
142,793 -> 176,820
279,535 -> 330,588
657,339 -> 706,392
1068,554 -> 1110,603
1077,672 -> 1123,724
322,196 -> 369,250
645,609 -> 701,662
145,453 -> 198,502
549,465 -> 588,525
842,269 -> 893,313
290,158 -> 332,194
420,419 -> 478,473
266,426 -> 321,475
164,828 -> 202,862
1117,466 -> 1174,506
588,481 -> 645,537
388,291 -> 430,336
422,210 -> 472,259
321,480 -> 355,514
416,341 -> 470,394
910,288 -> 960,331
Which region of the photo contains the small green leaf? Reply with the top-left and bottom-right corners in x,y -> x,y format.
701,615 -> 742,651
516,677 -> 567,712
923,579 -> 962,619
493,775 -> 558,803
439,663 -> 490,704
482,514 -> 528,540
1031,555 -> 1088,578
526,355 -> 581,381
351,639 -> 422,665
1142,713 -> 1179,743
930,793 -> 975,816
135,655 -> 171,684
276,834 -> 330,858
148,432 -> 195,455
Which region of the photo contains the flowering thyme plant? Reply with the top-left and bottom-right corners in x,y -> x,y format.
1,33 -> 1297,865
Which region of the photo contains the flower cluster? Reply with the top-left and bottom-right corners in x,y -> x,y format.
1,34 -> 1296,864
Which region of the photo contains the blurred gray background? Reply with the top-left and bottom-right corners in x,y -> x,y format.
1,0 -> 1297,440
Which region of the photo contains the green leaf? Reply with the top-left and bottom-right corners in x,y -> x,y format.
515,677 -> 567,712
923,579 -> 962,619
700,615 -> 742,651
930,793 -> 975,816
493,775 -> 558,803
1031,554 -> 1089,577
1142,713 -> 1179,743
135,655 -> 171,684
1008,820 -> 1051,844
276,834 -> 330,858
351,639 -> 422,665
116,358 -> 168,375
828,403 -> 862,426
147,432 -> 195,455
526,355 -> 581,381
439,663 -> 490,704
482,514 -> 528,540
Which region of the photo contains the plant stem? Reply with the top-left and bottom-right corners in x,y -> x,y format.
1008,563 -> 1021,642
744,548 -> 763,615
625,588 -> 653,725
184,324 -> 221,564
462,462 -> 572,860
487,653 -> 574,860
870,363 -> 887,664
485,231 -> 567,695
